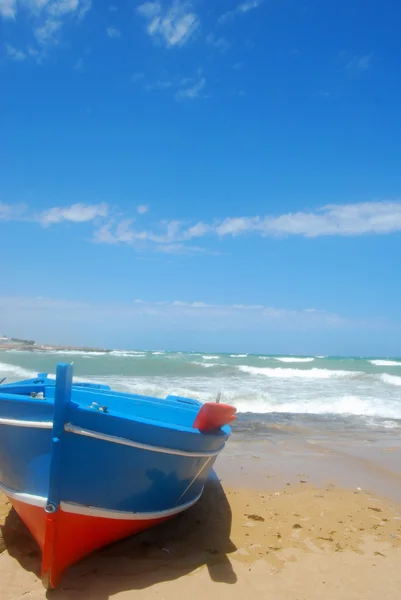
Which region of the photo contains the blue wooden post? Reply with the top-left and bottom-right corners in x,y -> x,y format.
46,363 -> 73,513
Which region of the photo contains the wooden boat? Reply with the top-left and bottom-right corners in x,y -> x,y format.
0,363 -> 236,588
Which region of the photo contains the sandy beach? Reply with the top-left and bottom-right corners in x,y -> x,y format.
1,431 -> 401,600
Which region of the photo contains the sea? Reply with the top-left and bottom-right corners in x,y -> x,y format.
1,349 -> 401,438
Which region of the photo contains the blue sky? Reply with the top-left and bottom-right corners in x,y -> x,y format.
1,0 -> 401,354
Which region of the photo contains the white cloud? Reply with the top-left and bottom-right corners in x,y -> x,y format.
0,203 -> 27,220
5,43 -> 26,60
237,0 -> 263,13
39,203 -> 109,226
206,33 -> 230,52
218,0 -> 263,24
34,18 -> 62,45
209,202 -> 401,238
175,76 -> 205,100
3,200 -> 401,253
137,1 -> 161,18
137,1 -> 199,48
93,201 -> 401,249
1,0 -> 91,51
106,25 -> 121,38
47,0 -> 81,17
346,53 -> 373,72
0,295 -> 349,333
0,0 -> 17,18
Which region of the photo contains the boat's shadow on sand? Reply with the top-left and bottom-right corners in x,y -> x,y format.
2,476 -> 237,598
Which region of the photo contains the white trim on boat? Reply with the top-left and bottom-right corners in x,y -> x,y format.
0,480 -> 203,520
64,423 -> 222,458
0,417 -> 53,429
60,488 -> 203,520
0,481 -> 47,508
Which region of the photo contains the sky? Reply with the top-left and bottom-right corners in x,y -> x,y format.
1,0 -> 401,355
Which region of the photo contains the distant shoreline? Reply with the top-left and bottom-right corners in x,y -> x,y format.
0,342 -> 111,354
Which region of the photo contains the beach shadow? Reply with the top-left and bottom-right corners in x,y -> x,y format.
1,477 -> 237,598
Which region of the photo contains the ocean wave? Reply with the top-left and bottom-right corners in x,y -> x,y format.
230,354 -> 248,358
274,357 -> 315,363
191,362 -> 219,369
0,362 -> 40,380
380,374 -> 401,387
110,351 -> 146,358
233,394 -> 401,419
238,366 -> 359,379
370,360 -> 401,367
44,350 -> 106,356
202,355 -> 220,360
152,351 -> 165,355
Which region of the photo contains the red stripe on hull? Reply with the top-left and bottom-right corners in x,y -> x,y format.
7,497 -> 172,589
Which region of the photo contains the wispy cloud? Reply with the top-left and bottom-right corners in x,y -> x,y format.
218,0 -> 263,24
206,33 -> 230,52
3,201 -> 401,254
0,0 -> 17,19
106,26 -> 121,38
92,201 -> 401,250
175,75 -> 206,100
1,0 -> 92,55
212,202 -> 401,238
137,1 -> 199,48
39,203 -> 109,226
5,43 -> 26,61
237,0 -> 263,13
346,53 -> 373,72
34,18 -> 62,45
133,69 -> 206,101
0,295 -> 350,336
0,203 -> 27,220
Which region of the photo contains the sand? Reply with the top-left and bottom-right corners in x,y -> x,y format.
2,428 -> 401,599
1,469 -> 401,600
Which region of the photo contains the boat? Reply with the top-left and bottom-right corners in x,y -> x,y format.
0,363 -> 236,588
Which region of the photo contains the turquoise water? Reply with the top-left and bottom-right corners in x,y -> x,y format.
1,349 -> 401,432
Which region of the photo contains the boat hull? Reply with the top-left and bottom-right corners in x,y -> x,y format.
0,364 -> 235,588
6,488 -> 200,589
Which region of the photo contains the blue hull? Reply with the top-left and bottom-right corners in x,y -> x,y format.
0,363 -> 235,588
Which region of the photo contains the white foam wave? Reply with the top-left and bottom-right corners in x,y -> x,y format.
152,352 -> 165,355
274,357 -> 315,363
380,374 -> 401,387
0,362 -> 39,380
192,362 -> 219,368
45,350 -> 106,356
110,350 -> 146,358
202,355 -> 219,360
233,394 -> 401,419
230,354 -> 248,358
238,366 -> 359,379
370,360 -> 401,367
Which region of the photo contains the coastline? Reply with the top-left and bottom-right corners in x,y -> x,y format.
1,437 -> 401,600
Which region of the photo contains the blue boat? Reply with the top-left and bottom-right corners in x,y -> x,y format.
0,363 -> 236,588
